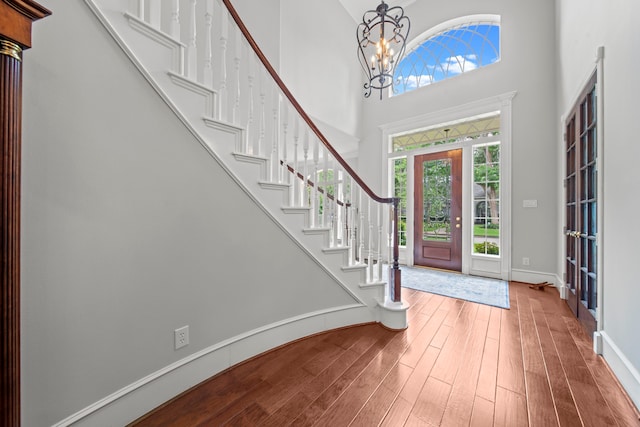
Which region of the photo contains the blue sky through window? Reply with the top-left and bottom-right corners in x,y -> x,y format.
393,23 -> 500,95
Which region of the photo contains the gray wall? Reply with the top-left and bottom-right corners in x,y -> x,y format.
279,0 -> 364,139
21,1 -> 355,425
358,0 -> 559,277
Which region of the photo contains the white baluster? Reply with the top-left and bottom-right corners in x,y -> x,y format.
282,101 -> 289,191
148,1 -> 161,29
271,88 -> 280,183
187,0 -> 197,80
333,161 -> 340,246
203,1 -> 213,87
342,171 -> 349,247
138,0 -> 145,21
219,7 -> 229,121
233,27 -> 242,125
292,117 -> 300,207
348,180 -> 356,265
170,0 -> 180,39
368,198 -> 374,283
377,202 -> 383,282
302,128 -> 309,207
246,54 -> 255,154
358,188 -> 365,263
328,157 -> 335,247
257,68 -> 266,157
322,146 -> 329,228
312,137 -> 319,227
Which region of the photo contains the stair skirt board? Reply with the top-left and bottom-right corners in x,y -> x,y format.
52,304 -> 375,427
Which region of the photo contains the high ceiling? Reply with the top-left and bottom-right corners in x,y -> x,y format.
338,0 -> 416,24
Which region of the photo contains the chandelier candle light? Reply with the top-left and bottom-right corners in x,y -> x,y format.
357,1 -> 410,99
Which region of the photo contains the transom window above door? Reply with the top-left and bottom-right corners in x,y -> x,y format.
393,15 -> 500,96
392,111 -> 500,152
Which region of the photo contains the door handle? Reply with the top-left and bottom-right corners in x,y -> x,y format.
456,217 -> 461,221
455,224 -> 461,228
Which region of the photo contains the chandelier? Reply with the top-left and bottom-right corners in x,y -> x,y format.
356,1 -> 410,99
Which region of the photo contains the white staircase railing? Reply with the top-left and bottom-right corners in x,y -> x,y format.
121,0 -> 403,302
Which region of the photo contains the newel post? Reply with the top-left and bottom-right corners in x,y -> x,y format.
390,197 -> 402,302
0,1 -> 51,425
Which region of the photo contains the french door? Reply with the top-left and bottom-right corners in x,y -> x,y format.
565,73 -> 598,336
413,149 -> 462,271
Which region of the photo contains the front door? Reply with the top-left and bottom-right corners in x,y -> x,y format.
564,73 -> 598,336
414,149 -> 462,271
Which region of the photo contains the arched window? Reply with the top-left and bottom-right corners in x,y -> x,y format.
393,15 -> 500,96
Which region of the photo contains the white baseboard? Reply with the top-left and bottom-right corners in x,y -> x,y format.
511,269 -> 560,286
52,304 -> 373,427
511,269 -> 567,298
601,331 -> 640,411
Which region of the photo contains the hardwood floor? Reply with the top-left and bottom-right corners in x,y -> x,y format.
131,282 -> 640,426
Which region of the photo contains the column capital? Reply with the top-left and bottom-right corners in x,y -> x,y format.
0,39 -> 22,61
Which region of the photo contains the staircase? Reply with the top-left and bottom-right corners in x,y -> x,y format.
84,0 -> 407,329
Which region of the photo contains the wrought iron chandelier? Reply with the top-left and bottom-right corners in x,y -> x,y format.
356,1 -> 410,99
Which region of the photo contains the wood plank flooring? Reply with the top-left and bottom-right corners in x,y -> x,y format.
131,282 -> 640,426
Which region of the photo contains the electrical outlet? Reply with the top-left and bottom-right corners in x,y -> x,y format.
522,257 -> 530,266
174,325 -> 189,350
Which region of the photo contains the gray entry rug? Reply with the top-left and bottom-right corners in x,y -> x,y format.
397,265 -> 510,309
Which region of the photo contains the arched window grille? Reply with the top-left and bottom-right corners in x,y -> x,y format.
393,15 -> 500,96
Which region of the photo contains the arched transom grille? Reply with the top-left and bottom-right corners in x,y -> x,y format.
393,16 -> 500,96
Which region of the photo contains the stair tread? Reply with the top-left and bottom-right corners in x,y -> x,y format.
322,246 -> 349,253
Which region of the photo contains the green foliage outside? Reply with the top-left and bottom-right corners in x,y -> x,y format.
394,158 -> 408,246
474,242 -> 500,255
422,158 -> 452,231
473,144 -> 500,229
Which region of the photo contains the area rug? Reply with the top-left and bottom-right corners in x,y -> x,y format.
396,265 -> 510,309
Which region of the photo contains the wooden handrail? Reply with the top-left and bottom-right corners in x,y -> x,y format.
221,0 -> 395,206
222,0 -> 402,301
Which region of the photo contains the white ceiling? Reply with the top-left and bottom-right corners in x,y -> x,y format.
338,0 -> 416,24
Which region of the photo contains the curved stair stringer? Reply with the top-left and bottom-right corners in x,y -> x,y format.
83,1 -> 395,325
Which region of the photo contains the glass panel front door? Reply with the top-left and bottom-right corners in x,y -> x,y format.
414,150 -> 462,271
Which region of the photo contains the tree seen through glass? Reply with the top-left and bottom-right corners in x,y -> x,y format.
423,159 -> 452,242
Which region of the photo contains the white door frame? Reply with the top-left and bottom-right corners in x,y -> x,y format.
380,91 -> 516,280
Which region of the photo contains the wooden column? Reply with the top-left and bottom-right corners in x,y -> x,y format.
0,1 -> 50,425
